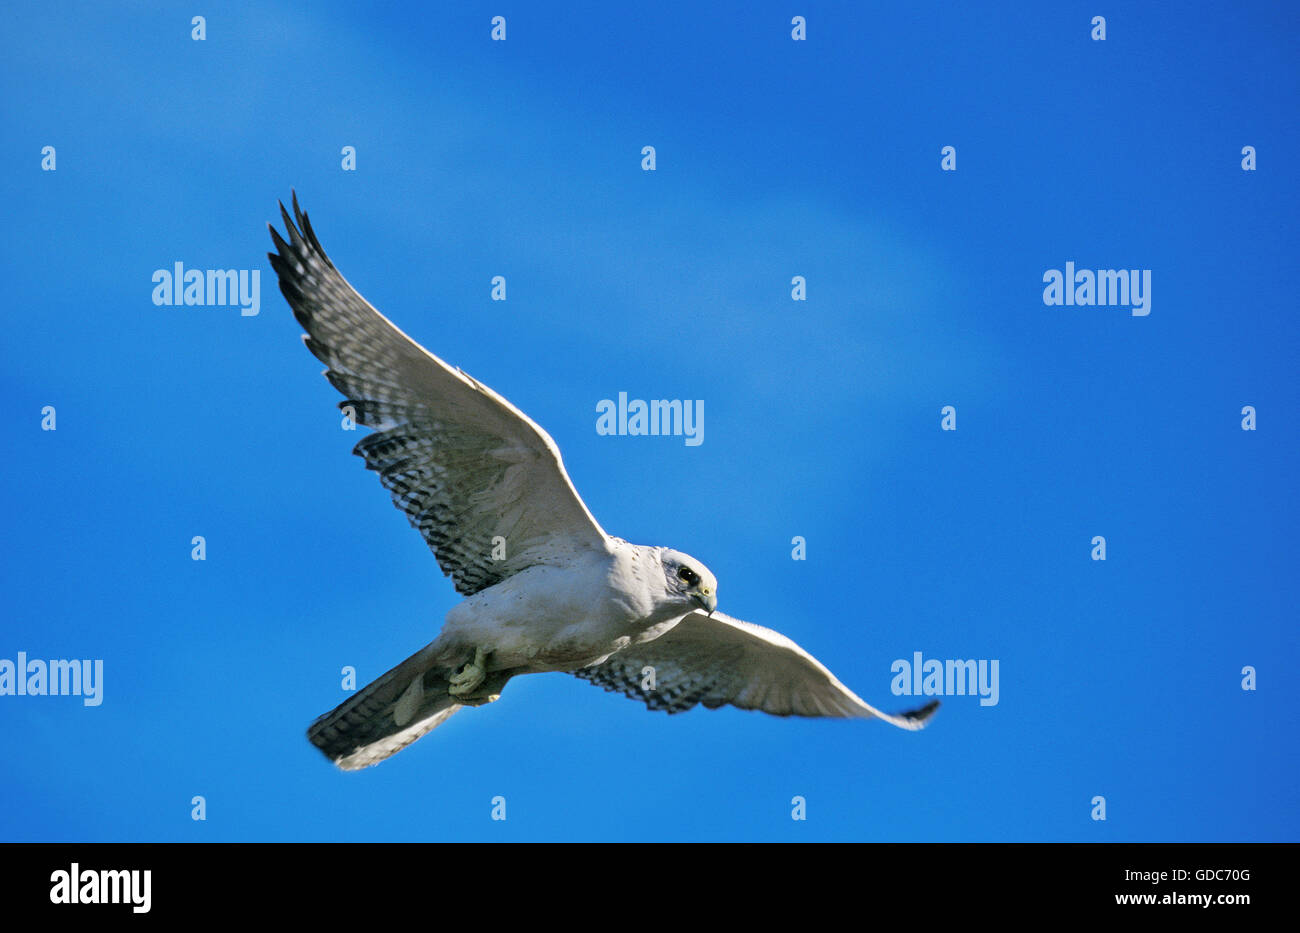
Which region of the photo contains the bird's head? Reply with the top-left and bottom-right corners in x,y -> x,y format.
660,549 -> 718,615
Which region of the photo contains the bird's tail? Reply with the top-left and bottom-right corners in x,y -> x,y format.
307,641 -> 465,770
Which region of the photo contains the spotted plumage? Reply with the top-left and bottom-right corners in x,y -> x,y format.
268,193 -> 939,771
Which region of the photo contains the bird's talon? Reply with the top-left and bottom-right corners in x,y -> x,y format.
448,647 -> 488,697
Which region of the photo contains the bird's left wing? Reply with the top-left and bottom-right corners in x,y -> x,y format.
268,194 -> 610,596
572,610 -> 939,728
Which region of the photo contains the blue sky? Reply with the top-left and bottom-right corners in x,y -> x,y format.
1,1 -> 1296,841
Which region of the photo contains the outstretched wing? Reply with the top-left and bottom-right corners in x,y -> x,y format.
268,193 -> 610,596
573,610 -> 939,728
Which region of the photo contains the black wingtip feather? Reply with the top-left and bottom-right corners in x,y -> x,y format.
279,201 -> 304,249
268,225 -> 291,257
903,699 -> 941,725
300,211 -> 330,265
267,192 -> 335,271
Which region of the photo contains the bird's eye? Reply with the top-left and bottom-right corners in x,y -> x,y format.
678,567 -> 699,585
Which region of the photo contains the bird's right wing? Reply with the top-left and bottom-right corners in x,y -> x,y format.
572,610 -> 939,728
268,193 -> 611,597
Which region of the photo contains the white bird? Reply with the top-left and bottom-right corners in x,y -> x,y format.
268,194 -> 939,770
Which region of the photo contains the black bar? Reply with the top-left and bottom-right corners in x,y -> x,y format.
0,842 -> 1288,919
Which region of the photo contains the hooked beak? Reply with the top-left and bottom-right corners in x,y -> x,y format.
692,590 -> 717,617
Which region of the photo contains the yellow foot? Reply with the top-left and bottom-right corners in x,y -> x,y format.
448,647 -> 488,697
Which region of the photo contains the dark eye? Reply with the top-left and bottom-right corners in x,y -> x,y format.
678,567 -> 699,585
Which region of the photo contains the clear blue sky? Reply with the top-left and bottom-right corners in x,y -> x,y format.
2,1 -> 1296,841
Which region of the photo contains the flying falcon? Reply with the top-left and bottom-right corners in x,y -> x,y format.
268,194 -> 939,770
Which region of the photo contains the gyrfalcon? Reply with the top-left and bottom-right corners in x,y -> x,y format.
267,194 -> 939,770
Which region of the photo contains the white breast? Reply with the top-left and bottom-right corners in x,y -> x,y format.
436,545 -> 680,673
